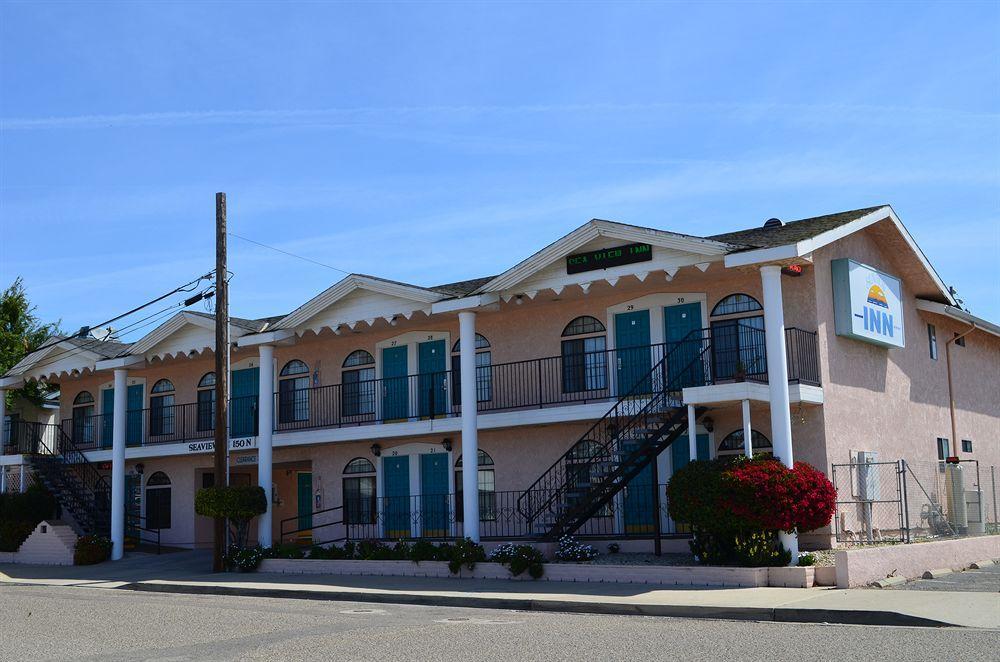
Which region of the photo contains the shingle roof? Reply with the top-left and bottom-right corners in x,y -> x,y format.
431,276 -> 497,298
61,335 -> 132,358
709,205 -> 888,250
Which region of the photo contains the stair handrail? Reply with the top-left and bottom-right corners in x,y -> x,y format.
516,328 -> 712,520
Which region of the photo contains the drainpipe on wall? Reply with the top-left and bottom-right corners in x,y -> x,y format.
945,322 -> 977,453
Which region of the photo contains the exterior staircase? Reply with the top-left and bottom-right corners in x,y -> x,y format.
12,421 -> 111,538
517,333 -> 712,540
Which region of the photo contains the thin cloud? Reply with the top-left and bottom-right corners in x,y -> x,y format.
2,101 -> 997,131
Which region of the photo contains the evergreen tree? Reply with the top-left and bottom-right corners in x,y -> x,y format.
0,278 -> 62,407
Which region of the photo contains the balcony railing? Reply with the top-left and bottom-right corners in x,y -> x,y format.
280,486 -> 680,545
57,327 -> 820,449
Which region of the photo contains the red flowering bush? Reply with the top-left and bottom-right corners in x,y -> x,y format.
667,456 -> 836,566
725,459 -> 837,533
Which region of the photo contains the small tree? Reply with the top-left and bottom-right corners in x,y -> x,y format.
0,278 -> 62,408
195,485 -> 267,549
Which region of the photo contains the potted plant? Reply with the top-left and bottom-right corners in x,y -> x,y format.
733,361 -> 747,382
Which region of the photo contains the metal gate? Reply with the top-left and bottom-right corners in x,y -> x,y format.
831,460 -> 908,544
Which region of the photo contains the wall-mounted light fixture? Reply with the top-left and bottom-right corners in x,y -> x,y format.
390,315 -> 399,327
135,463 -> 145,475
370,443 -> 382,457
515,295 -> 524,305
702,416 -> 714,433
441,438 -> 453,452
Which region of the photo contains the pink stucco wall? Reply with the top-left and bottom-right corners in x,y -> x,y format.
835,534 -> 1000,587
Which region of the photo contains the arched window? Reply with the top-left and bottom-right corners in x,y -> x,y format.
343,457 -> 376,525
196,373 -> 215,432
71,391 -> 95,445
717,429 -> 773,457
711,294 -> 763,317
710,294 -> 766,382
561,317 -> 608,393
455,450 -> 496,521
278,360 -> 310,425
342,351 -> 376,418
566,440 -> 611,515
145,471 -> 172,529
450,334 -> 493,406
150,380 -> 176,437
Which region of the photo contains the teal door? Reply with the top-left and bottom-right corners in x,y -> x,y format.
382,346 -> 409,420
418,340 -> 447,418
665,303 -> 703,388
670,432 -> 710,474
622,441 -> 655,533
615,310 -> 652,396
420,453 -> 450,536
126,384 -> 143,446
101,389 -> 114,448
383,455 -> 411,538
230,367 -> 259,437
297,472 -> 313,531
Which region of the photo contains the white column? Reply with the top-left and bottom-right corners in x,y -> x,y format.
741,399 -> 753,458
458,311 -> 480,542
111,368 -> 128,560
257,344 -> 275,547
687,404 -> 697,461
760,265 -> 798,563
1,464 -> 6,494
19,463 -> 26,493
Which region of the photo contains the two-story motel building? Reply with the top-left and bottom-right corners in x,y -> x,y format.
2,205 -> 997,560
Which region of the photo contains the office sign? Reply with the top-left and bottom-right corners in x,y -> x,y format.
832,258 -> 905,348
566,243 -> 652,274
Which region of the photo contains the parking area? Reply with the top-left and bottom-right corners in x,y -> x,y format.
885,562 -> 1000,592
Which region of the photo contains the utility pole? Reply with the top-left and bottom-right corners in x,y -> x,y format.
213,192 -> 230,572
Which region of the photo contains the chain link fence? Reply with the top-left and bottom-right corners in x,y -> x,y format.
832,457 -> 997,545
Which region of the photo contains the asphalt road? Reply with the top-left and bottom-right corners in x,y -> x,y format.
1,584 -> 997,662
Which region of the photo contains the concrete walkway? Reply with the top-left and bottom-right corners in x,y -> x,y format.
2,551 -> 997,629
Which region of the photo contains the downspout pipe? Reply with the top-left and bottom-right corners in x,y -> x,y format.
945,321 -> 976,452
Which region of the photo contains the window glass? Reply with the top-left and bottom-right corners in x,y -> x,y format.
927,324 -> 938,360
961,439 -> 973,453
342,458 -> 375,525
342,352 -> 376,417
451,336 -> 493,406
562,316 -> 606,337
711,294 -> 763,317
717,429 -> 772,455
151,379 -> 174,394
456,450 -> 496,522
278,360 -> 310,423
74,391 -> 95,405
145,471 -> 171,529
198,373 -> 216,388
936,437 -> 950,460
561,336 -> 607,392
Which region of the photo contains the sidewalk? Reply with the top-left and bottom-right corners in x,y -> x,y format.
2,552 -> 997,629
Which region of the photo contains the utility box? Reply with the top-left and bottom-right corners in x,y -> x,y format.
945,463 -> 969,534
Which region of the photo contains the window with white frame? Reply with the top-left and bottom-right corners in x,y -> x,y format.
455,450 -> 496,521
561,316 -> 608,393
341,351 -> 376,418
451,334 -> 492,406
150,379 -> 175,436
278,360 -> 310,424
196,373 -> 215,432
717,429 -> 772,457
342,457 -> 376,525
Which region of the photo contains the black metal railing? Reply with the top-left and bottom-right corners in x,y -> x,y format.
126,513 -> 162,554
11,420 -> 111,536
57,329 -> 819,449
281,486 -> 679,545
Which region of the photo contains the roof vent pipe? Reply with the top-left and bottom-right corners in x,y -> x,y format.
763,218 -> 783,228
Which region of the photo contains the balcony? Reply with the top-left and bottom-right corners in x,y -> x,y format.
58,326 -> 820,451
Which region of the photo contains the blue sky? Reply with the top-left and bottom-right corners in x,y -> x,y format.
1,1 -> 998,338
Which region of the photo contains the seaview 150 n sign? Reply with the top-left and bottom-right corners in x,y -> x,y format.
566,243 -> 653,275
832,258 -> 905,348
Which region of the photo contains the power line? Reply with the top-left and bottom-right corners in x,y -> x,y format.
228,231 -> 351,275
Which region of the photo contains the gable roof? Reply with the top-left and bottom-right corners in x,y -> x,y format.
473,218 -> 735,295
710,206 -> 887,250
274,274 -> 447,331
3,334 -> 129,383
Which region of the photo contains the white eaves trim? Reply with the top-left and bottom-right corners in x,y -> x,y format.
723,205 -> 955,305
4,340 -> 107,382
94,355 -> 147,371
126,312 -> 217,357
915,299 -> 1000,338
474,219 -> 735,295
236,329 -> 296,347
430,293 -> 500,315
275,275 -> 446,331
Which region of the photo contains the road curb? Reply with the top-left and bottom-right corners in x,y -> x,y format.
117,581 -> 956,628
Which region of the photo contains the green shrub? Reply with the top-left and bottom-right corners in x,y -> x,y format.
224,546 -> 264,572
194,485 -> 267,548
74,535 -> 112,565
446,537 -> 485,574
554,535 -> 598,562
409,540 -> 442,563
489,543 -> 545,578
797,553 -> 817,567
